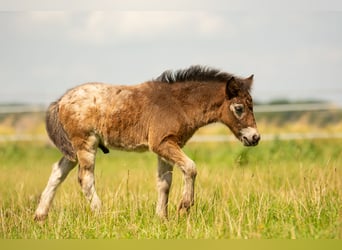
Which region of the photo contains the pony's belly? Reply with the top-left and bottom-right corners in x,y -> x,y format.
107,140 -> 149,152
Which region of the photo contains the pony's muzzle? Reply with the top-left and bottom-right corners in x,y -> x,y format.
239,127 -> 260,146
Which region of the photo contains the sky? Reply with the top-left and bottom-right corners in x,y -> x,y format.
1,6 -> 342,105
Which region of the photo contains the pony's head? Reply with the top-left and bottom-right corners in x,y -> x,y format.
220,75 -> 260,146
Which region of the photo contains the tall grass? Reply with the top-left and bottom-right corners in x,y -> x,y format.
0,139 -> 341,239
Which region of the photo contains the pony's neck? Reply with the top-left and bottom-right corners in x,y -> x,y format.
174,81 -> 226,129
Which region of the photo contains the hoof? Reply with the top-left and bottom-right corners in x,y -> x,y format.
157,214 -> 169,221
178,200 -> 191,216
156,210 -> 169,220
34,213 -> 47,221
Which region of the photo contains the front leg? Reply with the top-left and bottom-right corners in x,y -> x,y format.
177,157 -> 197,215
156,156 -> 173,218
153,139 -> 197,216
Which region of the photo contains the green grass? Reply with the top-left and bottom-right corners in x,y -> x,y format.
0,139 -> 341,239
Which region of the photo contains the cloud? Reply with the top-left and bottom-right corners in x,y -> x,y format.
2,0 -> 342,11
29,11 -> 69,23
67,11 -> 226,45
1,11 -> 341,105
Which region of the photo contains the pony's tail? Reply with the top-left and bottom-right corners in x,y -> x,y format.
46,101 -> 76,161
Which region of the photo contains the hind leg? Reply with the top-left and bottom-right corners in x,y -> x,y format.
35,157 -> 77,220
77,144 -> 101,212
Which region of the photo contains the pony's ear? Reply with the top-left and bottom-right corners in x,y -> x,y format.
225,77 -> 240,99
244,74 -> 254,90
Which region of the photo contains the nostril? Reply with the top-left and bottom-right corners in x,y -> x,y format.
253,134 -> 260,142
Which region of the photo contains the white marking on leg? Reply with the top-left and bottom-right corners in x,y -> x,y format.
77,148 -> 102,212
156,157 -> 173,218
35,157 -> 76,220
80,171 -> 102,211
177,157 -> 197,212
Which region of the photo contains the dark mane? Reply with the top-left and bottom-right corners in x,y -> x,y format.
154,65 -> 233,84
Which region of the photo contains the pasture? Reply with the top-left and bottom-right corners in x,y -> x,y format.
0,138 -> 341,239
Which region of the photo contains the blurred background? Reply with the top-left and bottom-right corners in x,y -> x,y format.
0,9 -> 341,141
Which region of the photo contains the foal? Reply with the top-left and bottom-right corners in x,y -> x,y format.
34,65 -> 260,220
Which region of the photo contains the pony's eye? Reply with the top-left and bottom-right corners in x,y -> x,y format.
229,103 -> 246,119
234,105 -> 244,116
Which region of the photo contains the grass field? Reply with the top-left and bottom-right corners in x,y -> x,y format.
0,138 -> 341,239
